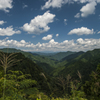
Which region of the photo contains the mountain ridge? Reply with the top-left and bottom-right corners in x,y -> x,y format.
1,48 -> 100,81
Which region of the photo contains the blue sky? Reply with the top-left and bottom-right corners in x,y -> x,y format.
0,0 -> 100,52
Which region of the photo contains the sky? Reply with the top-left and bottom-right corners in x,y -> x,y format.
0,0 -> 100,52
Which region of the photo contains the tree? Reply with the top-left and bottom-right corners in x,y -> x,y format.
83,63 -> 100,99
0,70 -> 38,100
0,51 -> 20,100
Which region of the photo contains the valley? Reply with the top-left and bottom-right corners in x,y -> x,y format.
0,48 -> 100,99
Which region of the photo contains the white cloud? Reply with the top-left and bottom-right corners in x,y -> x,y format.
42,34 -> 53,40
64,19 -> 67,25
0,26 -> 21,36
41,0 -> 69,10
56,34 -> 59,37
74,13 -> 80,18
76,38 -> 100,50
0,0 -> 13,12
22,11 -> 55,34
68,27 -> 94,35
41,0 -> 100,10
0,37 -> 100,52
73,0 -> 97,3
98,31 -> 100,34
41,0 -> 98,18
20,40 -> 26,44
0,20 -> 6,25
80,1 -> 97,17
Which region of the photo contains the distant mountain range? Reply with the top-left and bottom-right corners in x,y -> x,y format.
1,48 -> 100,82
52,49 -> 100,82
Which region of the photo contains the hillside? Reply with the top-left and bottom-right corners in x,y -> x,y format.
0,48 -> 100,99
1,48 -> 100,82
0,51 -> 51,93
31,52 -> 57,56
61,51 -> 84,61
51,51 -> 85,76
0,48 -> 58,67
46,51 -> 76,61
0,48 -> 77,74
53,49 -> 100,82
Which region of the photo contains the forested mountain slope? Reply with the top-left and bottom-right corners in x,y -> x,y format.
0,51 -> 51,93
45,51 -> 76,61
54,49 -> 100,82
61,51 -> 84,61
1,48 -> 100,82
0,48 -> 100,99
0,48 -> 58,67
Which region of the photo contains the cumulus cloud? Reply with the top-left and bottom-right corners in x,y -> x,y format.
41,0 -> 100,10
42,34 -> 53,40
41,0 -> 98,18
0,20 -> 6,25
68,27 -> 94,35
80,1 -> 97,17
22,11 -> 55,34
41,0 -> 69,10
0,26 -> 21,36
76,38 -> 100,51
56,34 -> 59,37
0,37 -> 100,52
74,13 -> 80,18
0,0 -> 13,12
41,0 -> 98,10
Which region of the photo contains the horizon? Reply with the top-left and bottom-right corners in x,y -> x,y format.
2,47 -> 100,53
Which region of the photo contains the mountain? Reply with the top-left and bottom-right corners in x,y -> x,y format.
1,48 -> 100,99
51,51 -> 85,76
37,62 -> 55,75
0,48 -> 58,67
0,48 -> 58,76
0,48 -> 22,53
30,51 -> 76,61
0,51 -> 51,92
53,49 -> 100,82
46,51 -> 76,61
31,52 -> 57,56
61,51 -> 85,61
0,51 -> 44,80
1,48 -> 100,82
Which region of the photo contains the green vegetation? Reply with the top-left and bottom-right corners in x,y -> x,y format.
44,51 -> 77,61
0,48 -> 100,99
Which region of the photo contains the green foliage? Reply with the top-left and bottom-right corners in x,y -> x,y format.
0,70 -> 38,99
0,51 -> 21,100
83,63 -> 100,100
53,49 -> 100,82
1,48 -> 100,100
70,81 -> 87,100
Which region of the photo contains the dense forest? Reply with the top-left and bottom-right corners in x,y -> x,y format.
0,48 -> 100,100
